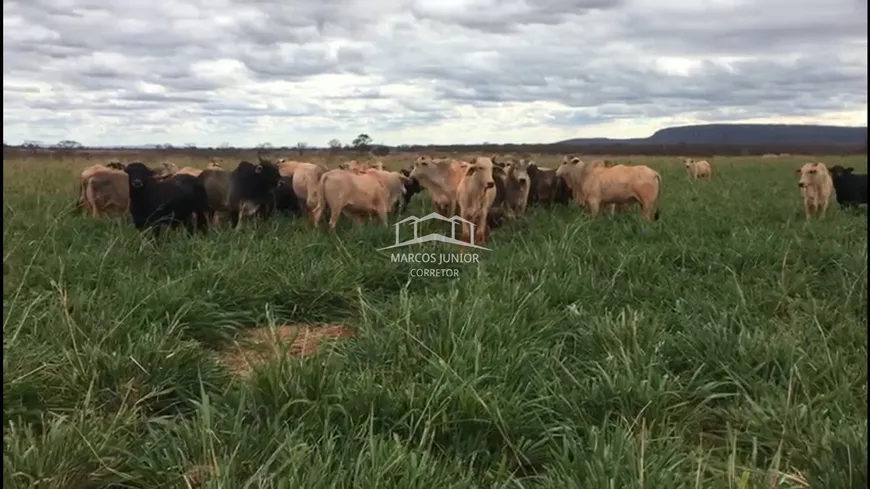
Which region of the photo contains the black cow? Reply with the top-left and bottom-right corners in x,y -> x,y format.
227,156 -> 282,229
527,164 -> 570,207
396,169 -> 423,213
124,162 -> 209,238
829,165 -> 868,211
271,175 -> 301,216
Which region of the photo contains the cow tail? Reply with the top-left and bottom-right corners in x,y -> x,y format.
309,172 -> 328,225
654,171 -> 662,221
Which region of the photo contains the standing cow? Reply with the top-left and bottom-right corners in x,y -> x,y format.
684,158 -> 712,180
456,157 -> 498,245
795,162 -> 834,220
828,165 -> 867,211
557,158 -> 661,221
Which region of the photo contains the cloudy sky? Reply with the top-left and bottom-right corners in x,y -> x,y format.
3,0 -> 867,147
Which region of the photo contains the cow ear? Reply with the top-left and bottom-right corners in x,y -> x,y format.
794,169 -> 802,175
466,166 -> 477,176
846,167 -> 855,173
255,164 -> 264,174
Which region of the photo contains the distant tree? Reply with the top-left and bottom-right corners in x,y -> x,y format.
328,138 -> 342,153
184,142 -> 197,149
257,142 -> 273,150
219,142 -> 231,149
351,133 -> 372,153
55,140 -> 83,149
22,140 -> 42,148
296,142 -> 308,156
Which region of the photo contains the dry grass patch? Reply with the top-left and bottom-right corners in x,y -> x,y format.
219,324 -> 356,377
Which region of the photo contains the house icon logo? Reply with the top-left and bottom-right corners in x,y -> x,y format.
377,212 -> 492,251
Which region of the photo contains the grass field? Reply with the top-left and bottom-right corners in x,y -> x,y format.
3,153 -> 867,488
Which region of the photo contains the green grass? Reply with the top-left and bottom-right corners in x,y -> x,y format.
3,154 -> 867,488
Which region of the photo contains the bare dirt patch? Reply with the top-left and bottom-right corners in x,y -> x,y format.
219,324 -> 356,378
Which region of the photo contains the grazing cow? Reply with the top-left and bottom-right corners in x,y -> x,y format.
408,156 -> 470,216
398,169 -> 423,213
491,157 -> 532,218
81,165 -> 129,218
527,163 -> 570,207
828,165 -> 868,211
226,157 -> 283,229
557,159 -> 661,221
795,162 -> 834,220
123,162 -> 209,238
684,158 -> 713,180
456,157 -> 498,245
310,169 -> 391,233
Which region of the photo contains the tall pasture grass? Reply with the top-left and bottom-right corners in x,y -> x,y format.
3,153 -> 867,488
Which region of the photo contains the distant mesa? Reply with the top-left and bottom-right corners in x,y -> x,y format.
554,124 -> 868,146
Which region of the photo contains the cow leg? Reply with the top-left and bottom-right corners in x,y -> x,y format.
587,199 -> 601,219
819,198 -> 830,219
459,221 -> 471,243
376,207 -> 389,227
328,206 -> 343,233
229,208 -> 241,229
475,215 -> 488,245
803,200 -> 813,220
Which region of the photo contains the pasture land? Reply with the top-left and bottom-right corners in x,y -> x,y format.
3,152 -> 867,488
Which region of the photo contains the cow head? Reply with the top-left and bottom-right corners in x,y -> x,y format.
106,161 -> 126,170
828,165 -> 854,180
556,156 -> 583,177
795,162 -> 828,188
465,157 -> 496,190
124,162 -> 155,189
506,159 -> 531,187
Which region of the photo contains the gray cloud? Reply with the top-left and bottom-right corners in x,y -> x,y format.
2,0 -> 866,146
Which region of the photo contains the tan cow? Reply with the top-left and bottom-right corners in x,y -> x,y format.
456,157 -> 498,245
356,169 -> 410,212
684,158 -> 712,180
175,167 -> 203,177
83,167 -> 129,218
310,169 -> 391,232
275,159 -> 329,219
340,160 -> 384,172
206,161 -> 223,170
558,159 -> 661,221
795,162 -> 833,220
408,156 -> 470,216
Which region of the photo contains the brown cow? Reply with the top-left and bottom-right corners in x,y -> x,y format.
456,157 -> 498,245
684,158 -> 712,180
408,156 -> 469,216
557,159 -> 661,221
795,161 -> 833,220
310,169 -> 391,232
340,160 -> 384,172
84,167 -> 129,218
527,162 -> 570,207
356,169 -> 410,212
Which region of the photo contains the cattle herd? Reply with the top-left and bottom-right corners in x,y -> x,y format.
76,154 -> 868,242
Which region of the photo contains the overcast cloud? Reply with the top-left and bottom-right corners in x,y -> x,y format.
3,0 -> 867,147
